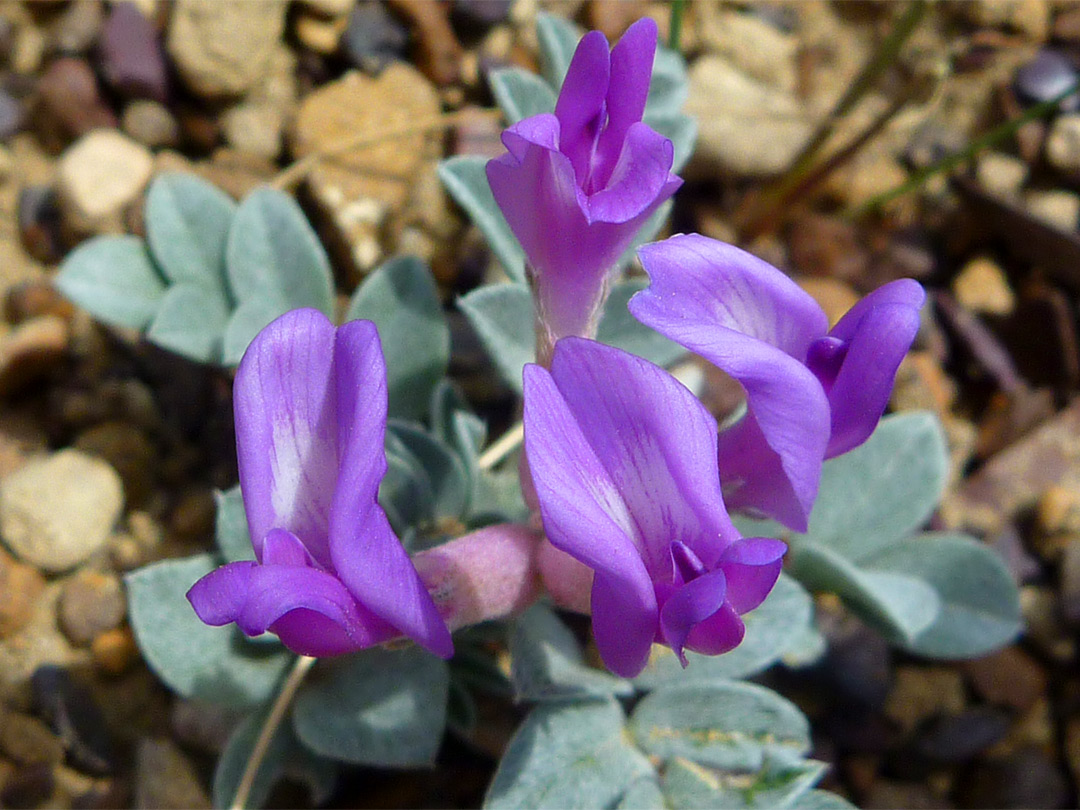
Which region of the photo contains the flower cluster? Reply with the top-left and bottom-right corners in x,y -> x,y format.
188,19 -> 922,680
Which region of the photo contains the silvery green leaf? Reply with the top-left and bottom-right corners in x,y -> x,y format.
536,11 -> 582,88
489,67 -> 557,124
597,278 -> 686,368
145,172 -> 236,295
788,543 -> 941,644
644,111 -> 697,173
646,47 -> 690,115
380,444 -> 435,533
215,486 -> 253,563
292,646 -> 450,767
457,283 -> 534,393
145,282 -> 229,363
509,603 -> 633,701
618,778 -> 665,810
54,236 -> 166,330
630,680 -> 811,770
345,256 -> 450,420
223,187 -> 334,363
387,420 -> 470,521
213,705 -> 337,810
789,790 -> 860,809
635,573 -> 813,687
484,698 -> 653,810
126,555 -> 291,708
866,533 -> 1023,658
438,157 -> 526,283
663,756 -> 827,810
806,412 -> 948,561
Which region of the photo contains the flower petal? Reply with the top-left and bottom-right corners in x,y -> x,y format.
523,361 -> 644,577
233,308 -> 338,568
187,561 -> 256,626
634,234 -> 828,363
658,568 -> 728,666
329,321 -> 453,659
547,338 -> 738,570
586,123 -> 679,224
554,30 -> 610,185
824,281 -> 924,456
261,527 -> 316,567
716,411 -> 811,531
719,537 -> 786,614
187,560 -> 397,658
594,18 -> 657,184
591,569 -> 658,677
633,235 -> 831,531
684,602 -> 745,657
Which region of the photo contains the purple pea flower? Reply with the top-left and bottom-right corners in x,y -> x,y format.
187,309 -> 453,659
523,337 -> 786,677
631,234 -> 925,532
486,18 -> 682,359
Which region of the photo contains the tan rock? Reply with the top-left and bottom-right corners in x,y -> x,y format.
0,449 -> 124,573
698,6 -> 799,93
56,130 -> 153,234
1024,189 -> 1080,231
1046,114 -> 1080,176
953,256 -> 1015,316
295,10 -> 348,54
0,583 -> 90,696
884,666 -> 966,733
976,151 -> 1028,198
0,548 -> 44,639
220,46 -> 296,161
167,0 -> 288,98
686,55 -> 812,178
0,315 -> 69,398
291,65 -> 441,211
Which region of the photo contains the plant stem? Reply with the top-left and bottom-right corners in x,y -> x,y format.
230,654 -> 317,810
271,109 -> 502,191
739,0 -> 928,237
477,421 -> 524,471
846,80 -> 1080,218
668,0 -> 685,52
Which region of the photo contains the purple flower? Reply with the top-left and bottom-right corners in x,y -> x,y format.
523,337 -> 786,677
187,309 -> 453,659
486,19 -> 682,355
631,234 -> 925,532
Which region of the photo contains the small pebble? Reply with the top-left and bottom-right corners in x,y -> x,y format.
98,1 -> 168,101
1046,113 -> 1080,176
46,0 -> 104,55
134,738 -> 211,809
0,89 -> 24,140
962,646 -> 1048,712
121,98 -> 179,149
295,10 -> 348,54
56,129 -> 153,234
58,571 -> 126,646
914,706 -> 1013,762
341,1 -> 409,74
975,151 -> 1028,198
0,549 -> 45,639
0,448 -> 124,573
34,57 -> 117,149
4,279 -> 76,324
953,256 -> 1015,316
1023,188 -> 1080,231
90,626 -> 137,675
1014,49 -> 1080,111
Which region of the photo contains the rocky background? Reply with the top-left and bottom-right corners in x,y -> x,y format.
0,1 -> 1078,808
